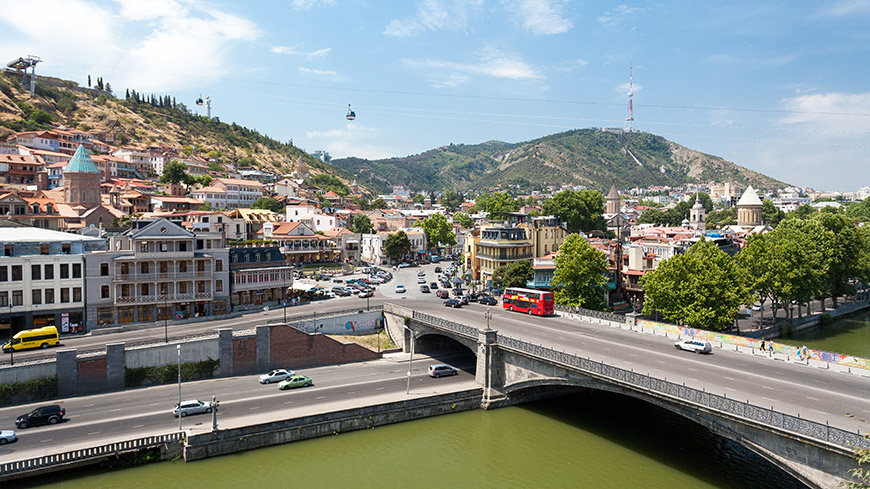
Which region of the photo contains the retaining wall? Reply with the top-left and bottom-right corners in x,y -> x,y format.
0,360 -> 56,384
126,339 -> 220,369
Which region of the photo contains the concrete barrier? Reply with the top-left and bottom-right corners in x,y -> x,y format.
0,360 -> 56,385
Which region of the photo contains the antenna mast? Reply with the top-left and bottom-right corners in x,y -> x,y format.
624,63 -> 634,132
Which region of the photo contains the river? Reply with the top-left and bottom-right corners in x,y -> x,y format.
12,391 -> 805,489
778,309 -> 870,358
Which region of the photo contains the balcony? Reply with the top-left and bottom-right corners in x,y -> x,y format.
115,292 -> 212,304
114,270 -> 212,281
476,251 -> 533,261
526,280 -> 552,289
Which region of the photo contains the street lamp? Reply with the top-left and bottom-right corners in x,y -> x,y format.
403,324 -> 414,395
164,297 -> 168,343
282,268 -> 287,324
484,307 -> 492,331
177,344 -> 182,431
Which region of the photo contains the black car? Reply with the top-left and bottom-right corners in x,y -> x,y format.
443,299 -> 463,308
434,267 -> 442,273
430,282 -> 439,289
16,405 -> 65,429
478,296 -> 498,306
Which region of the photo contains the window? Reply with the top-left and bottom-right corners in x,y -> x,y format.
32,289 -> 41,305
120,263 -> 130,275
215,259 -> 223,272
0,266 -> 5,281
13,290 -> 23,306
31,264 -> 41,281
179,241 -> 188,252
140,283 -> 150,296
196,239 -> 204,250
101,285 -> 110,299
73,263 -> 82,278
178,262 -> 188,273
215,280 -> 223,292
140,242 -> 150,253
202,216 -> 210,223
44,264 -> 54,280
0,291 -> 7,306
40,244 -> 49,255
60,264 -> 69,279
11,265 -> 22,281
140,262 -> 149,274
62,243 -> 71,254
73,287 -> 82,302
100,263 -> 109,276
61,288 -> 70,303
178,282 -> 188,294
159,283 -> 169,295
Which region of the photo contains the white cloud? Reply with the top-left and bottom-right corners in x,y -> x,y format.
271,45 -> 331,57
779,92 -> 870,136
403,48 -> 542,85
821,0 -> 870,16
290,0 -> 336,10
384,0 -> 483,37
597,4 -> 642,27
305,124 -> 397,160
298,67 -> 337,76
505,0 -> 573,35
0,0 -> 261,92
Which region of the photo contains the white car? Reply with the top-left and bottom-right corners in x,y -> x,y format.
172,399 -> 213,417
0,430 -> 17,445
674,339 -> 712,354
259,368 -> 295,384
395,285 -> 406,293
417,270 -> 426,276
751,303 -> 762,311
417,277 -> 426,284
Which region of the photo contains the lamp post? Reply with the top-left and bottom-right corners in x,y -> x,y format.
177,344 -> 182,431
8,300 -> 13,366
403,324 -> 414,395
282,268 -> 287,325
164,297 -> 168,343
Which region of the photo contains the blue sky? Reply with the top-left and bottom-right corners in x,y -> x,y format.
1,0 -> 869,191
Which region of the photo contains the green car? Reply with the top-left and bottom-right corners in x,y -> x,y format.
277,375 -> 314,390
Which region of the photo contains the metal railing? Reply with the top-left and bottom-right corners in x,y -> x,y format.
554,303 -> 627,323
0,432 -> 183,477
409,313 -> 869,451
266,305 -> 384,325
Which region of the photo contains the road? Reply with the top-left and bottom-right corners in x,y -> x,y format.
0,352 -> 477,462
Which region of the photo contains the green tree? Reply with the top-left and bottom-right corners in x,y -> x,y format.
846,198 -> 870,223
251,197 -> 284,213
453,212 -> 473,228
440,190 -> 464,211
843,433 -> 870,489
384,231 -> 412,262
542,189 -> 606,233
370,198 -> 387,210
550,234 -> 608,310
737,233 -> 776,323
706,207 -> 737,228
642,239 -> 751,331
195,174 -> 214,187
352,196 -> 370,210
762,200 -> 785,227
421,213 -> 456,251
492,261 -> 533,289
413,193 -> 425,204
785,204 -> 816,221
484,192 -> 520,219
207,161 -> 224,172
812,213 -> 870,308
29,109 -> 53,125
351,213 -> 373,234
159,160 -> 193,186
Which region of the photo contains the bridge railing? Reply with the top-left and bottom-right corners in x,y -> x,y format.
412,311 -> 479,338
0,432 -> 183,477
495,335 -> 870,451
265,305 -> 384,325
554,304 -> 627,323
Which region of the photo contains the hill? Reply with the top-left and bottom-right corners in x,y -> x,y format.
329,129 -> 787,194
0,70 -> 345,183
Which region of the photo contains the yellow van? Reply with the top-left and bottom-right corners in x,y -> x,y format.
2,326 -> 60,353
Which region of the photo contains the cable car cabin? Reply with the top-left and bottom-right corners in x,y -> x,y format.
196,95 -> 204,106
346,104 -> 356,121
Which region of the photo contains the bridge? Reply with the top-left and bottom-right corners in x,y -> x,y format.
383,302 -> 870,489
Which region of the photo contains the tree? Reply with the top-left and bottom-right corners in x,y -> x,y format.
843,432 -> 870,489
29,110 -> 52,125
195,174 -> 214,187
453,212 -> 473,228
384,231 -> 412,262
159,160 -> 193,186
88,75 -> 91,87
484,192 -> 520,219
846,198 -> 870,223
413,193 -> 425,204
550,234 -> 609,310
542,189 -> 606,233
251,197 -> 284,213
737,233 -> 776,323
421,213 -> 456,251
642,238 -> 751,331
351,213 -> 373,234
812,213 -> 870,308
440,190 -> 464,211
785,204 -> 816,221
763,218 -> 831,320
492,261 -> 533,289
370,198 -> 387,210
762,200 -> 785,227
706,207 -> 737,228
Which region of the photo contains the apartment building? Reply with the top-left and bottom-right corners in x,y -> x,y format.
84,218 -> 230,328
190,178 -> 265,209
0,224 -> 106,336
229,246 -> 292,309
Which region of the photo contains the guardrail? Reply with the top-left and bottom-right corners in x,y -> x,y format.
555,303 -> 627,323
409,313 -> 869,451
0,432 -> 183,477
265,305 -> 384,325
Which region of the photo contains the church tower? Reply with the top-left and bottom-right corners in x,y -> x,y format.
64,145 -> 101,207
689,192 -> 706,231
605,184 -> 621,215
736,186 -> 763,229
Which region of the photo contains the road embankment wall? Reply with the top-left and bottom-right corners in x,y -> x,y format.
126,339 -> 220,369
184,389 -> 483,461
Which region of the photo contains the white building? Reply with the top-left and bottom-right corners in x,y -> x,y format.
190,178 -> 265,209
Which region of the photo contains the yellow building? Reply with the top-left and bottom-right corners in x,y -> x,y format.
467,215 -> 566,284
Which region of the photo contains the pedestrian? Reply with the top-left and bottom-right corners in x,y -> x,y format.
768,341 -> 774,353
760,340 -> 765,352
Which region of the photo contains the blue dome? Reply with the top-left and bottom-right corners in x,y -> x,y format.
64,145 -> 100,173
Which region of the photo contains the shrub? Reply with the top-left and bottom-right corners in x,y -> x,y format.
125,358 -> 220,387
0,378 -> 58,407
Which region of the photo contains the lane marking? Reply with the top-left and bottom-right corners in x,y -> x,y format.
762,386 -> 774,391
376,387 -> 384,391
724,376 -> 736,381
807,396 -> 821,402
249,407 -> 259,410
687,368 -> 698,372
687,377 -> 699,382
812,409 -> 828,415
724,387 -> 736,391
132,425 -> 144,428
87,431 -> 100,435
40,439 -> 52,443
316,396 -> 325,400
83,404 -> 95,408
347,392 -> 355,395
656,360 -> 666,365
109,408 -> 121,412
284,401 -> 293,405
763,397 -> 777,402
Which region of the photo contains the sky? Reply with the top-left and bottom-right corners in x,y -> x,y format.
1,0 -> 869,191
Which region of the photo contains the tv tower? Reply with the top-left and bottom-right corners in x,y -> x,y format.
624,63 -> 634,132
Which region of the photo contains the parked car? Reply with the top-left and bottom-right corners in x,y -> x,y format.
452,288 -> 464,296
0,430 -> 17,445
359,289 -> 374,298
751,303 -> 762,311
278,374 -> 314,390
417,277 -> 426,284
674,339 -> 713,354
436,290 -> 450,299
420,285 -> 431,293
430,282 -> 439,289
478,296 -> 498,306
443,299 -> 463,308
417,270 -> 426,276
395,285 -> 406,293
259,368 -> 295,384
458,295 -> 469,305
15,405 -> 65,429
434,266 -> 442,273
332,286 -> 350,297
428,364 -> 458,378
173,399 -> 212,418
333,278 -> 343,283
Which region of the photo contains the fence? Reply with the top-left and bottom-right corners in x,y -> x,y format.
554,304 -> 627,323
266,305 -> 384,325
409,313 -> 869,452
0,432 -> 183,477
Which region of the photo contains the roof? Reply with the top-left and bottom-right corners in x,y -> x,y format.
151,196 -> 204,204
322,227 -> 355,237
0,154 -> 39,165
0,226 -> 102,243
607,184 -> 620,199
64,145 -> 100,174
215,177 -> 264,187
736,186 -> 763,207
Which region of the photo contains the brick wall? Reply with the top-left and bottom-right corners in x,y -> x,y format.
269,325 -> 379,370
233,337 -> 257,374
77,357 -> 107,394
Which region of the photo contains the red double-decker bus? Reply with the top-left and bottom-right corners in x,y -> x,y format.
502,287 -> 554,316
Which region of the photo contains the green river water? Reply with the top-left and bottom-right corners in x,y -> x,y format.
12,392 -> 805,489
778,309 -> 870,358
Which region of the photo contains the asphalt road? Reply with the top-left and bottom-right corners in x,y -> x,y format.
0,352 -> 477,462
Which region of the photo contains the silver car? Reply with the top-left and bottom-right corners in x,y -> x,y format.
0,430 -> 17,445
172,399 -> 213,417
259,368 -> 295,384
674,339 -> 712,354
